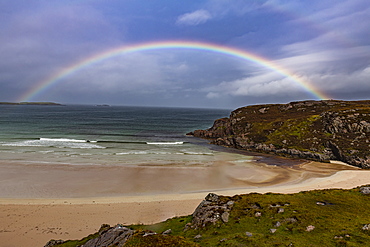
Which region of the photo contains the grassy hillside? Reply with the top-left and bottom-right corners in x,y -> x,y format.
48,186 -> 370,247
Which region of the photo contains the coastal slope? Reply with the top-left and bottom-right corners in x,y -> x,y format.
45,186 -> 370,247
189,100 -> 370,168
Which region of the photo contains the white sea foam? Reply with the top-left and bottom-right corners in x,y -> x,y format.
2,138 -> 104,149
116,151 -> 172,155
40,138 -> 97,143
146,141 -> 184,145
2,140 -> 45,147
182,152 -> 213,155
232,159 -> 255,163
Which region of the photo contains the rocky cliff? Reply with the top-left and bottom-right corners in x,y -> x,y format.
189,100 -> 370,168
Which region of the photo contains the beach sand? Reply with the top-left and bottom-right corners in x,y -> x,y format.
1,160 -> 370,247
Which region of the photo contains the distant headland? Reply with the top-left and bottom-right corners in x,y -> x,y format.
0,102 -> 63,106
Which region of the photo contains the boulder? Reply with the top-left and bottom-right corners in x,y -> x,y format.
81,224 -> 134,247
360,187 -> 370,194
306,225 -> 315,232
162,229 -> 172,235
186,193 -> 234,229
362,224 -> 370,231
44,240 -> 65,247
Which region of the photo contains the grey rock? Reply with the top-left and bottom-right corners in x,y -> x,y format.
360,187 -> 370,194
188,193 -> 234,229
44,240 -> 65,247
246,232 -> 253,237
306,225 -> 315,232
258,107 -> 269,114
251,203 -> 261,209
82,224 -> 134,247
278,208 -> 284,213
162,229 -> 172,235
221,212 -> 229,223
362,224 -> 370,230
143,232 -> 157,237
284,217 -> 298,223
270,229 -> 277,233
205,193 -> 219,202
194,234 -> 202,239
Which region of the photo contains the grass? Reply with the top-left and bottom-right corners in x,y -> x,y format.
81,186 -> 370,247
53,186 -> 370,246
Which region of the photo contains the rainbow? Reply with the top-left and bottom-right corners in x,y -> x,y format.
19,40 -> 329,102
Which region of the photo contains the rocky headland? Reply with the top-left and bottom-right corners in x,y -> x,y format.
188,100 -> 370,169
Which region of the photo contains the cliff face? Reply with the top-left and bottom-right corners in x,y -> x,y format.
190,100 -> 370,168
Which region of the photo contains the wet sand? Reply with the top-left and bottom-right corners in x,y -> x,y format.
1,160 -> 370,247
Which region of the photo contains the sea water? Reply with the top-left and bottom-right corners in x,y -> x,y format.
0,105 -> 252,166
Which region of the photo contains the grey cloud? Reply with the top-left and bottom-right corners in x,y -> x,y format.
0,2 -> 123,100
205,0 -> 268,16
176,9 -> 212,25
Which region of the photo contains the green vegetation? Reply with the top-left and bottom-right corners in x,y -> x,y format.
124,231 -> 200,247
54,186 -> 370,246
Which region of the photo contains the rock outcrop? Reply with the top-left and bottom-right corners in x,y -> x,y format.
189,100 -> 370,168
185,193 -> 235,230
81,224 -> 134,247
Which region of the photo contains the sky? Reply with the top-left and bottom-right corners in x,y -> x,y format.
0,0 -> 369,109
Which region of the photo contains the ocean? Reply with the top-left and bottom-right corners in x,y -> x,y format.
0,105 -> 254,167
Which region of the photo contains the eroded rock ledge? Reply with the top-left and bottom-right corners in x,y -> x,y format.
188,100 -> 370,168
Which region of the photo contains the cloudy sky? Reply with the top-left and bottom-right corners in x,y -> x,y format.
1,0 -> 369,109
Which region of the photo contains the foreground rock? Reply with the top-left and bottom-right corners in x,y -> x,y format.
189,100 -> 370,168
82,224 -> 134,247
185,193 -> 235,230
44,224 -> 134,247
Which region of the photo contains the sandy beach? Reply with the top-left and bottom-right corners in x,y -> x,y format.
1,160 -> 370,247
